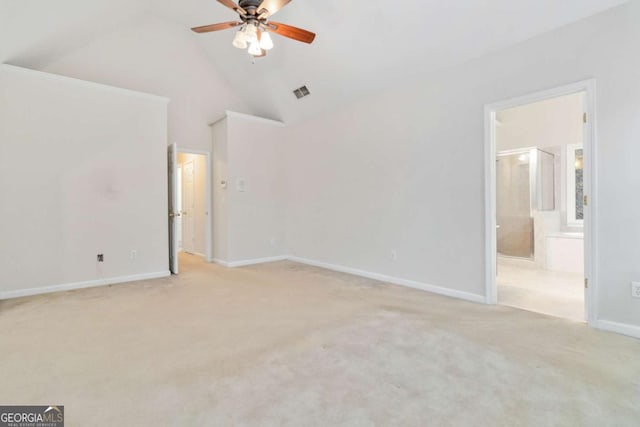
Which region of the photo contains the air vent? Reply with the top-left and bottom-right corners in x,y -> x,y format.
293,85 -> 311,99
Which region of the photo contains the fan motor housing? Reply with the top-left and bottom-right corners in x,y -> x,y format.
239,0 -> 263,11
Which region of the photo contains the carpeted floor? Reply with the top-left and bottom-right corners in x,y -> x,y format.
1,253 -> 639,426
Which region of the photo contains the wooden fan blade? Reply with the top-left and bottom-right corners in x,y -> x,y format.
217,0 -> 247,16
267,21 -> 316,44
191,21 -> 242,33
258,0 -> 292,17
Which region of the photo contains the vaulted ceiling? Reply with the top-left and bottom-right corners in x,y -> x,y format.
0,0 -> 628,124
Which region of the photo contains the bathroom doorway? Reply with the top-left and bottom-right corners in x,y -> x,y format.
485,82 -> 596,324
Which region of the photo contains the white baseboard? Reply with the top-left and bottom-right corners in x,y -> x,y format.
0,271 -> 171,300
595,320 -> 640,339
288,256 -> 486,304
213,255 -> 288,268
212,258 -> 230,267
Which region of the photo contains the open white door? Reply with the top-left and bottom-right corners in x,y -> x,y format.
581,93 -> 592,323
168,143 -> 179,274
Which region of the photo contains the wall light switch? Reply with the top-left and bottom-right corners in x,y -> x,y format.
237,179 -> 247,192
632,282 -> 640,299
220,180 -> 227,189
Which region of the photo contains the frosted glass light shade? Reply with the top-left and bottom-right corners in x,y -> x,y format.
232,30 -> 247,49
248,41 -> 262,56
244,23 -> 258,44
260,31 -> 274,50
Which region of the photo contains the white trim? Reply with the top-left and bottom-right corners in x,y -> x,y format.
213,254 -> 484,303
178,148 -> 211,156
596,320 -> 640,340
0,64 -> 170,104
177,148 -> 213,264
484,79 -> 598,326
213,256 -> 288,268
484,105 -> 498,305
289,256 -> 486,304
209,110 -> 285,128
0,271 -> 171,300
585,80 -> 599,326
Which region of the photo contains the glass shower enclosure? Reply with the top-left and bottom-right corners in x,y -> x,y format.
497,148 -> 555,259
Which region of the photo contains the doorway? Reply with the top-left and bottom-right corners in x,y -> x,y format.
484,81 -> 597,324
168,145 -> 212,274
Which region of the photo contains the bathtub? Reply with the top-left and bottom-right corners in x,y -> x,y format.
545,232 -> 584,273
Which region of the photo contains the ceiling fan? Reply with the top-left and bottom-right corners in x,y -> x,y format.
192,0 -> 316,58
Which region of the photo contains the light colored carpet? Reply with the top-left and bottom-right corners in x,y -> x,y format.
1,253 -> 639,426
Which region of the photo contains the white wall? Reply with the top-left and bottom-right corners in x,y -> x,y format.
0,65 -> 169,296
284,2 -> 640,328
211,120 -> 229,262
42,15 -> 249,153
211,113 -> 287,264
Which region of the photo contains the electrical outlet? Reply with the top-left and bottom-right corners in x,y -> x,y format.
632,282 -> 640,299
97,254 -> 104,262
270,238 -> 276,247
391,249 -> 398,261
130,250 -> 137,261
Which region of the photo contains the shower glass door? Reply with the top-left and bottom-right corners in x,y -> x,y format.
496,151 -> 534,258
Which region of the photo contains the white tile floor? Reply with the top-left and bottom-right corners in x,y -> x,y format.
497,256 -> 585,322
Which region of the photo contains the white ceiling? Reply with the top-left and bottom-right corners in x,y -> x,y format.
0,0 -> 628,124
0,0 -> 150,69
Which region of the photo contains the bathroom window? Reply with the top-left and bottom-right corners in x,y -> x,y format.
567,144 -> 584,227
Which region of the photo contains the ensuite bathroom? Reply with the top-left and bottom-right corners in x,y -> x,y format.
495,92 -> 585,321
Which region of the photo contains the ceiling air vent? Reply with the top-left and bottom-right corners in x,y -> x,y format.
293,85 -> 311,99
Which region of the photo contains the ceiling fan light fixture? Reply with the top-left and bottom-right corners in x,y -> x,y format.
259,31 -> 274,50
192,0 -> 316,59
244,22 -> 258,44
232,28 -> 248,49
248,40 -> 263,56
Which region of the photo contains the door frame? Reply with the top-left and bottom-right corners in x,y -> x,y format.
483,79 -> 598,326
177,148 -> 213,263
168,143 -> 179,274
